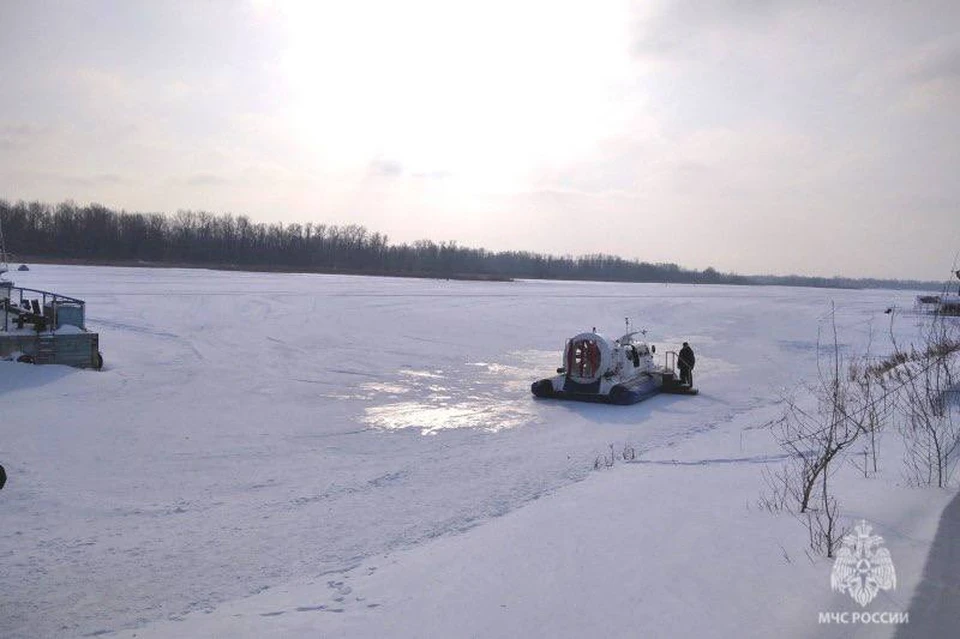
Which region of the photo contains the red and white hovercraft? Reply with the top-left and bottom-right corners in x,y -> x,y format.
530,322 -> 698,405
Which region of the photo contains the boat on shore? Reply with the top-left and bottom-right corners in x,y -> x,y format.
0,221 -> 103,368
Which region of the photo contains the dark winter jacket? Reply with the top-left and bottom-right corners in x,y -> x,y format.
679,345 -> 695,369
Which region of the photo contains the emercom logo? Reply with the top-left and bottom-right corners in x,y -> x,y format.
830,520 -> 897,607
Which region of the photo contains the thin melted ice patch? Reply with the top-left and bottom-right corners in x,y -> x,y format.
362,352 -> 553,434
365,401 -> 536,435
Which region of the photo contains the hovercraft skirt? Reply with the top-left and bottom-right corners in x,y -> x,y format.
531,375 -> 663,405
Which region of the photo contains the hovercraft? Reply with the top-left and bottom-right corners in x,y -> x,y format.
531,326 -> 697,405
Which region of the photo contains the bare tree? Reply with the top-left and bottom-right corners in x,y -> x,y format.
846,354 -> 892,476
768,306 -> 869,556
774,308 -> 862,514
888,318 -> 960,487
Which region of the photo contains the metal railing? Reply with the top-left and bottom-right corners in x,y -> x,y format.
1,284 -> 85,332
664,350 -> 677,372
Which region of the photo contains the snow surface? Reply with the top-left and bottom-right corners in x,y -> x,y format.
0,265 -> 954,638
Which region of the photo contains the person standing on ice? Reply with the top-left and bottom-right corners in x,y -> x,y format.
678,342 -> 695,386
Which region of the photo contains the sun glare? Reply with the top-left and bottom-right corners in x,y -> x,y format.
274,0 -> 633,190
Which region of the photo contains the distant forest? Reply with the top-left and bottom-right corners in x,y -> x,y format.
0,199 -> 939,290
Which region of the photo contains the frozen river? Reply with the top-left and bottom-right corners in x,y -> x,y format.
0,265 -> 927,637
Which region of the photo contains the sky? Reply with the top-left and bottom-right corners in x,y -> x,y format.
1,0 -> 958,280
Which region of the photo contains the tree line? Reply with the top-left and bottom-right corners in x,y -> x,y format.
0,199 -> 939,289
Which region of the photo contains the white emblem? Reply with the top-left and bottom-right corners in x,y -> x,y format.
830,520 -> 897,607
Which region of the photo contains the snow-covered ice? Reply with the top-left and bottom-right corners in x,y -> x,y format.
0,265 -> 954,638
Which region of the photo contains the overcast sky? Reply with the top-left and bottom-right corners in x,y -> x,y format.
1,0 -> 958,280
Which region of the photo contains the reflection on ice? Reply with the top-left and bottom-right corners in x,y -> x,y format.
365,400 -> 536,435
360,382 -> 410,395
399,369 -> 444,379
363,353 -> 550,434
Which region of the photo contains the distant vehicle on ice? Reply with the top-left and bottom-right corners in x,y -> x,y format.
17,264 -> 28,271
531,323 -> 698,404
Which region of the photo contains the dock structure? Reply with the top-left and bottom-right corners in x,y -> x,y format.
1,281 -> 102,369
